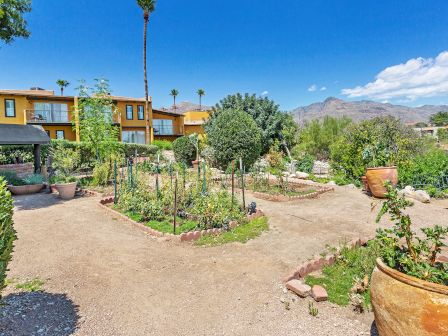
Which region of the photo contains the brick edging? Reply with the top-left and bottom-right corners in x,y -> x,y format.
250,185 -> 334,202
283,237 -> 373,283
98,197 -> 265,243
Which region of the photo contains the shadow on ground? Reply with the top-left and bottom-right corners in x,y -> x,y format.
370,321 -> 379,336
0,291 -> 79,336
13,193 -> 65,211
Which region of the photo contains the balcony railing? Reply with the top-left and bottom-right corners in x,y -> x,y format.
26,110 -> 70,123
153,125 -> 182,136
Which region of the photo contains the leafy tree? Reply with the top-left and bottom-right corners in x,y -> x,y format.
0,0 -> 31,44
414,122 -> 428,128
330,116 -> 422,181
136,0 -> 156,144
206,109 -> 262,169
170,89 -> 179,108
293,116 -> 351,160
56,79 -> 70,96
197,89 -> 205,110
206,93 -> 288,154
75,79 -> 120,162
172,136 -> 196,166
437,128 -> 448,142
0,177 -> 16,300
429,112 -> 448,126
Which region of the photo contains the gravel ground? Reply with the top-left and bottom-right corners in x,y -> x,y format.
1,186 -> 447,335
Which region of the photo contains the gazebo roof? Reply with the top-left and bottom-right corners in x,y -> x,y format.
0,124 -> 51,145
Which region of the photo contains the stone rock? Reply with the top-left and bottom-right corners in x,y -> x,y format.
327,181 -> 336,186
311,285 -> 328,302
286,279 -> 311,298
346,184 -> 357,189
295,171 -> 310,179
312,161 -> 330,175
399,186 -> 431,203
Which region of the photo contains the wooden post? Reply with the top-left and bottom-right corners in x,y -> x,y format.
33,144 -> 41,173
114,160 -> 118,204
239,158 -> 246,211
231,161 -> 235,212
202,159 -> 207,194
173,175 -> 178,235
156,155 -> 160,199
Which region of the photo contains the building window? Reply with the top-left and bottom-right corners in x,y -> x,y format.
137,105 -> 144,120
126,105 -> 133,120
122,131 -> 145,144
5,99 -> 16,117
153,119 -> 174,135
56,130 -> 65,139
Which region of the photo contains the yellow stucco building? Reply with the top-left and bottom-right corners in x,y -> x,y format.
0,88 -> 192,144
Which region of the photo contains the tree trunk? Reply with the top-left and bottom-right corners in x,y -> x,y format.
174,96 -> 176,108
143,13 -> 151,144
61,87 -> 63,96
199,96 -> 202,111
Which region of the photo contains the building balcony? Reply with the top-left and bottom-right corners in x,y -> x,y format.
153,125 -> 183,136
26,110 -> 70,124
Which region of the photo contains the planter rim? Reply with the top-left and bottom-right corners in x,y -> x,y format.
376,258 -> 448,295
7,183 -> 44,188
366,166 -> 397,171
54,182 -> 77,187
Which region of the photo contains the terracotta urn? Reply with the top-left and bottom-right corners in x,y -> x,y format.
360,176 -> 370,193
370,258 -> 448,336
54,182 -> 77,200
365,166 -> 398,198
7,184 -> 44,195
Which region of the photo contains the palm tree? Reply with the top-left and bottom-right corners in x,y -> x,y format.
170,89 -> 179,109
197,89 -> 205,110
56,79 -> 70,96
137,0 -> 156,144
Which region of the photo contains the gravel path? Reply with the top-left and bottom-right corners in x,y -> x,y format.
1,186 -> 447,335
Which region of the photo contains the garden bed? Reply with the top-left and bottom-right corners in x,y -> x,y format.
247,181 -> 333,202
99,197 -> 265,242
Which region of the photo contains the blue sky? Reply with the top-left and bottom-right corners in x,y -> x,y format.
1,0 -> 448,110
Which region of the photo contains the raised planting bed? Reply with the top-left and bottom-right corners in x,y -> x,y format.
246,180 -> 333,202
7,184 -> 44,195
99,197 -> 265,242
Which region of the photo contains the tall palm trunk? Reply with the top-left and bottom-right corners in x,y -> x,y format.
143,11 -> 151,144
61,87 -> 64,96
173,96 -> 176,108
199,96 -> 202,111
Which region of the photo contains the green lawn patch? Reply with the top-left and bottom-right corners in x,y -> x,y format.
15,278 -> 45,292
195,216 -> 269,246
305,241 -> 381,308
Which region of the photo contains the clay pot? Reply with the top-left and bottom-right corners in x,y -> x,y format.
54,182 -> 77,200
192,160 -> 200,169
7,184 -> 44,195
50,184 -> 58,194
365,166 -> 398,198
371,258 -> 448,336
360,176 -> 370,193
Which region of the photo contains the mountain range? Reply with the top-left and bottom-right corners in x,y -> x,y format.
290,97 -> 448,124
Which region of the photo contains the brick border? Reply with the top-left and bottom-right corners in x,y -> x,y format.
251,186 -> 333,202
98,197 -> 265,243
283,237 -> 373,283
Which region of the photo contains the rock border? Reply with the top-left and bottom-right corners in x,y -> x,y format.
98,197 -> 265,242
251,185 -> 333,202
283,237 -> 373,283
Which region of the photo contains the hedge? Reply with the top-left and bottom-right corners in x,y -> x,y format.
172,136 -> 196,166
0,177 -> 16,299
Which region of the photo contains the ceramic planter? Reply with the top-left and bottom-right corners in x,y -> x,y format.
54,182 -> 77,200
7,184 -> 44,195
371,258 -> 448,336
365,166 -> 398,198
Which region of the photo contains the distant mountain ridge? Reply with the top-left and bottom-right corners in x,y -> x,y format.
290,97 -> 448,123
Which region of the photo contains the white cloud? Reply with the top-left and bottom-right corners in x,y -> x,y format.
320,86 -> 327,91
261,91 -> 269,96
342,51 -> 448,101
308,84 -> 317,92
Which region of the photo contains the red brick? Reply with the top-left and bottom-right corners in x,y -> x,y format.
311,285 -> 328,302
286,279 -> 311,298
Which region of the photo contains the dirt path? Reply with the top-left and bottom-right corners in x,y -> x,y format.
2,186 -> 447,335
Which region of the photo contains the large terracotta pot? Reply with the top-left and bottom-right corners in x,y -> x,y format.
7,184 -> 44,195
371,258 -> 448,336
54,182 -> 77,200
365,166 -> 398,198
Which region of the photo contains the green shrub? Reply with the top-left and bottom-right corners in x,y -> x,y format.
206,109 -> 262,169
0,145 -> 34,164
0,177 -> 17,299
293,116 -> 351,160
118,142 -> 158,157
330,116 -> 422,182
399,149 -> 448,194
0,171 -> 23,186
437,128 -> 448,142
22,174 -> 44,185
294,153 -> 315,174
92,162 -> 112,186
173,136 -> 196,166
153,140 -> 173,151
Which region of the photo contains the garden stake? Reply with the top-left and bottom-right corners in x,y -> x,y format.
202,160 -> 207,194
173,176 -> 178,235
113,160 -> 118,204
240,158 -> 246,211
231,161 -> 235,212
169,161 -> 173,189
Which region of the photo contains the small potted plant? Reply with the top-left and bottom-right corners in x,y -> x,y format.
51,147 -> 80,200
371,182 -> 448,336
363,144 -> 398,198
